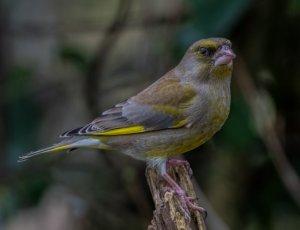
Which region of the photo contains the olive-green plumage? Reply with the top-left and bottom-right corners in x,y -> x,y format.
20,38 -> 236,171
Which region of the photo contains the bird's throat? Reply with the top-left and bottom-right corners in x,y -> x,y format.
211,64 -> 233,80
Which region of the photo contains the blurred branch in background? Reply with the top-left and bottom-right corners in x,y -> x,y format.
85,0 -> 132,117
79,0 -> 132,170
81,0 -> 155,223
235,54 -> 300,207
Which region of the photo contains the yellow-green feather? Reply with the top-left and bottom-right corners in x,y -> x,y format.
91,126 -> 145,136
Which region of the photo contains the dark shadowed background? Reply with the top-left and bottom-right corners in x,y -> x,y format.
1,0 -> 300,229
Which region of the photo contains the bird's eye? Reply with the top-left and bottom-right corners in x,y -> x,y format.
199,47 -> 211,56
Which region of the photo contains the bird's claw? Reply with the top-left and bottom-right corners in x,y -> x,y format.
161,160 -> 206,218
174,188 -> 207,219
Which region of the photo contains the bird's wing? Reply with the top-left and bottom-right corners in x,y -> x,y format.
61,77 -> 196,137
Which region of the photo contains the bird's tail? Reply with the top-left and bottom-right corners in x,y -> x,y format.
18,137 -> 100,162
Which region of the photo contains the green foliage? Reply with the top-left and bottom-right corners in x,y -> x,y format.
188,0 -> 251,35
0,171 -> 51,222
178,0 -> 251,47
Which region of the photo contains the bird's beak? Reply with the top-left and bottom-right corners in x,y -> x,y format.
213,45 -> 236,66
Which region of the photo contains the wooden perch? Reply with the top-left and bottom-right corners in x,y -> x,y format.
146,163 -> 207,230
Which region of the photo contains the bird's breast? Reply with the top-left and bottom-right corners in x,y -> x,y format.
191,80 -> 231,137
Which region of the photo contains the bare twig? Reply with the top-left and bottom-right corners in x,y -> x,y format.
146,164 -> 206,230
235,55 -> 300,207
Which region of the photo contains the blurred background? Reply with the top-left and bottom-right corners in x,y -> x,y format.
1,0 -> 300,229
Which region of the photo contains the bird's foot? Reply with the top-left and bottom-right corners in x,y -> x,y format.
161,172 -> 206,218
175,187 -> 206,216
167,159 -> 193,177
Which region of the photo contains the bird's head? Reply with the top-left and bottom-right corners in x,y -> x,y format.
179,38 -> 236,80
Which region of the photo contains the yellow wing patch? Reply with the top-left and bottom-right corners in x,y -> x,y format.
48,144 -> 72,152
88,119 -> 187,136
91,126 -> 145,136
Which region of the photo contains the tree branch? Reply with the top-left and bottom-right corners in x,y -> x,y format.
146,164 -> 206,230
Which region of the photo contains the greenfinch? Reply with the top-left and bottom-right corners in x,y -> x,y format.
20,37 -> 235,212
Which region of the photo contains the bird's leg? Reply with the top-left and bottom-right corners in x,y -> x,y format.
158,159 -> 206,217
167,159 -> 193,177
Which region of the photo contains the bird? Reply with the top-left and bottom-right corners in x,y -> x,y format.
19,37 -> 236,214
